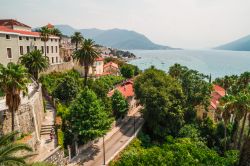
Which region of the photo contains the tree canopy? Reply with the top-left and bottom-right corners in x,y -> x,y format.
134,67 -> 185,139
66,88 -> 113,143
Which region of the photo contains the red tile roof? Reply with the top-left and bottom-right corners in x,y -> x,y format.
104,62 -> 119,69
209,85 -> 226,109
0,19 -> 31,28
46,23 -> 54,29
0,26 -> 40,37
213,85 -> 226,97
96,57 -> 104,61
108,80 -> 134,98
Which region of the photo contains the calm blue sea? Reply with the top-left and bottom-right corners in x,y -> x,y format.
128,49 -> 250,79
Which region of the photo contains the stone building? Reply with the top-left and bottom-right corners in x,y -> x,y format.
0,19 -> 62,66
74,57 -> 104,76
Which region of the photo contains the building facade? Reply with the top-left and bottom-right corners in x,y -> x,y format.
0,19 -> 61,66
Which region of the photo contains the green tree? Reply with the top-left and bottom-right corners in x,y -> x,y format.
71,32 -> 84,50
52,76 -> 80,104
120,64 -> 135,78
73,39 -> 99,86
66,88 -> 113,143
134,67 -> 185,139
111,90 -> 129,118
19,50 -> 49,80
0,63 -> 30,132
0,131 -> 33,165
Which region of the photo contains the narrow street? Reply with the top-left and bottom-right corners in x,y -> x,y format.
70,111 -> 144,166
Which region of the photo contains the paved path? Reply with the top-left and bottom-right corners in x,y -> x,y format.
30,100 -> 56,162
69,110 -> 144,166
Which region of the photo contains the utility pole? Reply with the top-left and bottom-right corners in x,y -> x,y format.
103,136 -> 106,165
134,115 -> 136,135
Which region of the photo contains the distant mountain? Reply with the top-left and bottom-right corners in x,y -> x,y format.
55,25 -> 174,50
215,35 -> 250,51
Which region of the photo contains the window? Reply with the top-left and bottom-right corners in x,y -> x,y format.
19,36 -> 22,40
41,46 -> 44,53
7,48 -> 12,58
55,46 -> 58,53
27,46 -> 30,53
34,37 -> 36,41
6,35 -> 10,39
26,37 -> 29,40
20,46 -> 23,55
55,39 -> 57,42
56,57 -> 58,63
34,46 -> 37,50
52,57 -> 54,63
47,46 -> 49,53
51,46 -> 53,53
51,39 -> 53,42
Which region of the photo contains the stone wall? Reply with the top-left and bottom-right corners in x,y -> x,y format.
42,61 -> 74,74
42,146 -> 66,166
0,86 -> 44,141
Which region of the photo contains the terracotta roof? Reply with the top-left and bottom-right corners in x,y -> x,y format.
209,85 -> 226,110
0,26 -> 40,36
0,19 -> 31,28
108,80 -> 134,98
213,85 -> 226,97
96,57 -> 104,61
104,62 -> 119,69
46,23 -> 54,29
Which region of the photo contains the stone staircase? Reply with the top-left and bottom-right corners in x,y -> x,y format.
40,124 -> 55,136
40,101 -> 55,137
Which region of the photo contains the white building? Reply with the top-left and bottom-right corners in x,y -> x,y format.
0,19 -> 61,66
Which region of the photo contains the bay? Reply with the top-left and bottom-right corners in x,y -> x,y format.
128,49 -> 250,79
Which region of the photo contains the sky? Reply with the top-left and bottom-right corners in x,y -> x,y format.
0,0 -> 250,49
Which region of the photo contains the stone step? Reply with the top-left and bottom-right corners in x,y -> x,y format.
40,131 -> 51,135
41,127 -> 54,131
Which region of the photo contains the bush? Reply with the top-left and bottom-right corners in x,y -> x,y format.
57,129 -> 64,149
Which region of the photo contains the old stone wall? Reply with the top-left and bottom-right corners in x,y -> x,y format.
42,61 -> 74,74
0,86 -> 44,138
42,146 -> 66,166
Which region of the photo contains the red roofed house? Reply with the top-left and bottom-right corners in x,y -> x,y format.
196,84 -> 226,122
0,19 -> 61,66
103,62 -> 120,76
108,80 -> 138,113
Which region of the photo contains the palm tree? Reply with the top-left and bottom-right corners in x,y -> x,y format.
38,26 -> 51,57
50,28 -> 62,38
71,32 -> 84,50
19,50 -> 49,81
73,39 -> 99,86
238,72 -> 250,90
220,95 -> 236,151
0,63 -> 30,132
236,93 -> 250,149
0,131 -> 33,165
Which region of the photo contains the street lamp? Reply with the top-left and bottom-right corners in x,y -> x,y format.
103,136 -> 106,165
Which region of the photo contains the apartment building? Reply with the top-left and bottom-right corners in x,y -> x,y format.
0,19 -> 61,66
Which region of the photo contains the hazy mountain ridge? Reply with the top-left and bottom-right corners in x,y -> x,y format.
55,25 -> 174,50
215,35 -> 250,51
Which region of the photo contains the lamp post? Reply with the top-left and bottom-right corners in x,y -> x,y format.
134,115 -> 136,135
103,136 -> 106,165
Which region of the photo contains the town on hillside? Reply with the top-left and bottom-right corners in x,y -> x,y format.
0,19 -> 250,166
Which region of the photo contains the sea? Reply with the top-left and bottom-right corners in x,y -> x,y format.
128,49 -> 250,79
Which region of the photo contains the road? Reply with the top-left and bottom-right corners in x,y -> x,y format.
71,113 -> 144,166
